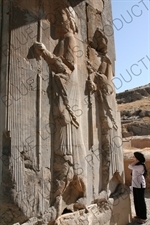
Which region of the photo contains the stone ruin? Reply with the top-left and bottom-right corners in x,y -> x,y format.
0,0 -> 131,224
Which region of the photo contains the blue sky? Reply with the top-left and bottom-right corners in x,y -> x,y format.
111,0 -> 150,93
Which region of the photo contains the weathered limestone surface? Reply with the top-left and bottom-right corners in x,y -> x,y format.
12,193 -> 131,225
0,0 -> 130,224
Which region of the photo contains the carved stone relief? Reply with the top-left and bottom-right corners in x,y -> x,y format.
0,0 -> 131,224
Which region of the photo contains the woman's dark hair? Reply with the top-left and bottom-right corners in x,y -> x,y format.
134,152 -> 145,163
143,164 -> 148,177
136,162 -> 147,177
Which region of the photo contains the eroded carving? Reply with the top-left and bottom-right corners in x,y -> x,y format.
0,0 -> 128,224
34,2 -> 86,218
86,29 -> 122,193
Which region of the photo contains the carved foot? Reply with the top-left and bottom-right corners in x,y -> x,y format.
73,197 -> 88,212
42,206 -> 57,224
92,190 -> 108,204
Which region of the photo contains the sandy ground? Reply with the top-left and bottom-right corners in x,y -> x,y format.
127,189 -> 150,225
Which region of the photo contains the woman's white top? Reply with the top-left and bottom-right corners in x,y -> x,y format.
128,163 -> 146,188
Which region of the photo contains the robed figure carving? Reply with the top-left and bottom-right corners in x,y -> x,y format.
34,2 -> 87,217
33,0 -> 124,220
87,28 -> 124,194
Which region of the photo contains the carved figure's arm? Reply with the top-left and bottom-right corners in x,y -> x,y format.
33,42 -> 71,74
62,35 -> 76,71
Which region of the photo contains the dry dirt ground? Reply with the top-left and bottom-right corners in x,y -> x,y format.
117,98 -> 150,112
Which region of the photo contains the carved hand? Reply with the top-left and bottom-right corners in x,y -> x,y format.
33,41 -> 47,56
86,79 -> 96,92
34,41 -> 46,50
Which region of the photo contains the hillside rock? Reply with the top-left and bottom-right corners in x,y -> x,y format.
116,84 -> 150,104
117,84 -> 150,137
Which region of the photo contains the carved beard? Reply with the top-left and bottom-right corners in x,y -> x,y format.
54,21 -> 72,37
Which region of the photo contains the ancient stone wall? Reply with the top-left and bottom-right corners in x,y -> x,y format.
0,1 -> 130,224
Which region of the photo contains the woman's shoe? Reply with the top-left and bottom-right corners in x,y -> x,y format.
137,219 -> 147,224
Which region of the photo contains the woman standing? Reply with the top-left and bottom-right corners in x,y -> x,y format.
128,152 -> 147,224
